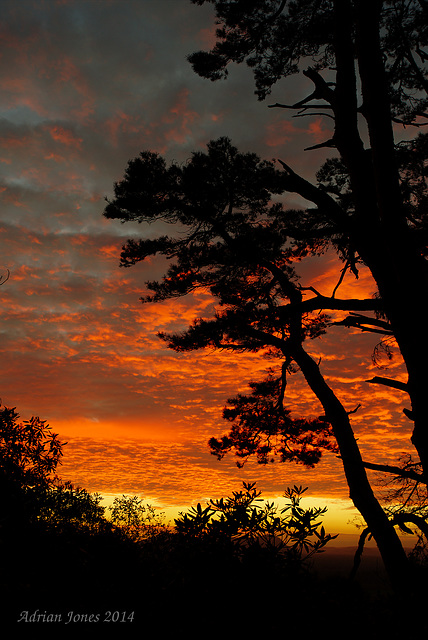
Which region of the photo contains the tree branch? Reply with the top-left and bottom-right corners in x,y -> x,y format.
268,103 -> 334,110
303,67 -> 336,104
391,513 -> 428,540
362,460 -> 422,482
277,295 -> 383,318
365,376 -> 408,393
304,137 -> 336,151
350,527 -> 371,580
294,110 -> 335,120
347,403 -> 362,415
268,67 -> 335,113
332,258 -> 353,298
332,312 -> 393,334
275,159 -> 348,227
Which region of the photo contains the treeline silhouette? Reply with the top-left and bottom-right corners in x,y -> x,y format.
1,406 -> 426,634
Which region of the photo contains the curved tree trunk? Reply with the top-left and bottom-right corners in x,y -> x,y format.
289,340 -> 410,589
276,274 -> 412,589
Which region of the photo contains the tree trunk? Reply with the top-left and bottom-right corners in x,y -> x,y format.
375,268 -> 428,482
288,340 -> 411,589
353,0 -> 428,482
270,251 -> 413,588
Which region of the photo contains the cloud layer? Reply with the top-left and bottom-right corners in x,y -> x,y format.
0,0 -> 414,521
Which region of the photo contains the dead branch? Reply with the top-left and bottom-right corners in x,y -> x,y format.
347,403 -> 362,415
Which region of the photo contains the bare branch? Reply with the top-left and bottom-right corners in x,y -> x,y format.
366,376 -> 408,393
269,68 -> 336,130
304,137 -> 336,151
275,158 -> 347,226
276,356 -> 292,411
362,460 -> 423,482
268,102 -> 334,111
277,296 -> 383,319
303,67 -> 336,104
300,285 -> 323,297
332,312 -> 393,334
293,111 -> 336,120
332,259 -> 352,298
350,512 -> 428,580
391,513 -> 428,540
392,116 -> 428,127
350,527 -> 371,580
347,403 -> 362,415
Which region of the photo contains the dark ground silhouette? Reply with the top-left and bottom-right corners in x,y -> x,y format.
4,528 -> 428,637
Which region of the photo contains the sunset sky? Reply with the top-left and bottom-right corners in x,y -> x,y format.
0,0 -> 414,537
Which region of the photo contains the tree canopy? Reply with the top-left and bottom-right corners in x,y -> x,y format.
105,0 -> 428,590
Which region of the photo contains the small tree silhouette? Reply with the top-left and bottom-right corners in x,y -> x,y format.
108,494 -> 167,541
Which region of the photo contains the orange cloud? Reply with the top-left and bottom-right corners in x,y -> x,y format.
265,119 -> 298,147
306,117 -> 331,143
50,56 -> 96,121
296,250 -> 378,307
104,110 -> 151,148
44,152 -> 66,162
1,189 -> 27,208
0,1 -> 417,540
99,244 -> 123,260
163,88 -> 199,144
47,125 -> 83,149
0,133 -> 28,148
0,252 -> 414,527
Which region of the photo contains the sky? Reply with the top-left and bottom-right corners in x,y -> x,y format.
0,0 -> 414,537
